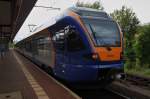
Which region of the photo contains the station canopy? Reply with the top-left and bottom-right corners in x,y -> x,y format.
0,0 -> 76,45
0,0 -> 37,45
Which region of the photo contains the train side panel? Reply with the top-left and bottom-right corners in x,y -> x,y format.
16,29 -> 55,69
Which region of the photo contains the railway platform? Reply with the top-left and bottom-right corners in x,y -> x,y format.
0,49 -> 80,99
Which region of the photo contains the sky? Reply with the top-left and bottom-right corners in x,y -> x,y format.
13,0 -> 150,42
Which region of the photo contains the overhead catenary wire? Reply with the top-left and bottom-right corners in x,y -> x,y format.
34,5 -> 60,10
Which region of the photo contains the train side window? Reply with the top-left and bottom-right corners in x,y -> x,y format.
66,27 -> 85,52
52,30 -> 65,51
32,39 -> 38,55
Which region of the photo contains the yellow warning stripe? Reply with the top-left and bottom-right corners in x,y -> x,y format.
13,52 -> 50,99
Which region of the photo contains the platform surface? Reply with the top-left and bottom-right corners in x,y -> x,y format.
0,50 -> 80,99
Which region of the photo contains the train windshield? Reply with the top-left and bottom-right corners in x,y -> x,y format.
83,18 -> 121,47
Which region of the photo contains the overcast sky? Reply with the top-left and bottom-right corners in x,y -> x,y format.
14,0 -> 150,42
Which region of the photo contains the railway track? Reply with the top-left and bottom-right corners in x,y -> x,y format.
108,73 -> 150,99
69,73 -> 150,99
70,87 -> 129,99
106,88 -> 131,99
118,73 -> 150,89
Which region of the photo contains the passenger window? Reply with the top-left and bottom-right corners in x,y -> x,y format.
66,27 -> 85,52
52,30 -> 65,51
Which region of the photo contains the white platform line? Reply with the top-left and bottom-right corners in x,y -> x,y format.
13,52 -> 50,99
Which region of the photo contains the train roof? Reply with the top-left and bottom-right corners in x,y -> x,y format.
68,7 -> 111,19
16,7 -> 113,44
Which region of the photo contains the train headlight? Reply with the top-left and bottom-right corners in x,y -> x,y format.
92,53 -> 99,60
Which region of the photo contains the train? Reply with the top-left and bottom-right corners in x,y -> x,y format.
16,7 -> 124,85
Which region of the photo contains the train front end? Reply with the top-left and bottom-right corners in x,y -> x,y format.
78,12 -> 124,83
82,17 -> 124,82
68,8 -> 124,84
53,7 -> 124,85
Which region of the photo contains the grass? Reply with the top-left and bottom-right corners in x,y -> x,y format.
125,67 -> 150,78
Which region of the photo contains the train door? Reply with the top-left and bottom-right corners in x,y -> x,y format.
52,28 -> 66,78
63,25 -> 93,81
66,26 -> 86,65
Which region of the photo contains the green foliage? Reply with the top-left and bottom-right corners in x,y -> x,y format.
134,24 -> 150,68
110,6 -> 140,69
110,6 -> 139,38
76,1 -> 104,10
125,67 -> 150,78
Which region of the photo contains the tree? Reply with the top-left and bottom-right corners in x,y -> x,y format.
76,1 -> 104,10
134,24 -> 150,68
110,6 -> 140,68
